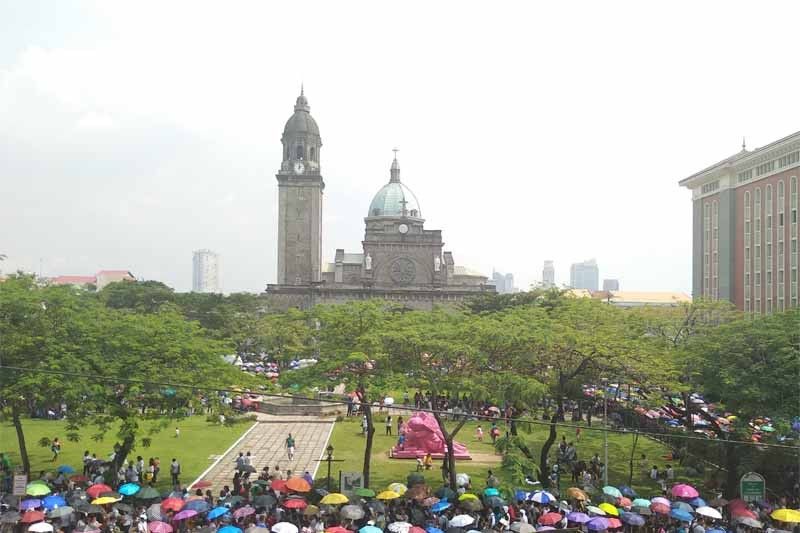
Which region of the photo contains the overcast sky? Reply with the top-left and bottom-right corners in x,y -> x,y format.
2,1 -> 799,293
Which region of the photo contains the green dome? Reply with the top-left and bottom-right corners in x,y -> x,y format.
368,181 -> 421,218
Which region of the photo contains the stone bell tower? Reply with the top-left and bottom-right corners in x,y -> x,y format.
276,88 -> 324,285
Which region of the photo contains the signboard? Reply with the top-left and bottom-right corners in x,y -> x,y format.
12,474 -> 28,496
740,471 -> 765,502
339,471 -> 364,492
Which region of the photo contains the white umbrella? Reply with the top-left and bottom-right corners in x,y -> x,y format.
388,522 -> 411,533
456,473 -> 471,487
696,507 -> 722,520
449,515 -> 476,528
29,524 -> 55,533
530,491 -> 556,504
384,397 -> 395,406
511,523 -> 536,533
272,523 -> 299,533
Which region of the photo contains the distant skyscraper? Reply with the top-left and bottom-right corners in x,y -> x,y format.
542,260 -> 555,288
193,249 -> 220,293
570,259 -> 599,291
491,270 -> 517,294
602,278 -> 620,291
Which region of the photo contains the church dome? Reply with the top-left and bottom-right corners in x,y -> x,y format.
367,154 -> 422,218
282,90 -> 320,137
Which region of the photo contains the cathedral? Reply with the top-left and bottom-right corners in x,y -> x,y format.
265,90 -> 494,310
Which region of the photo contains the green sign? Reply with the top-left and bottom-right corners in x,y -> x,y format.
740,471 -> 765,502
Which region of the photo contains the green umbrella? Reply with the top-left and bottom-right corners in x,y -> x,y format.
355,488 -> 376,498
136,487 -> 160,500
27,483 -> 51,496
760,425 -> 775,432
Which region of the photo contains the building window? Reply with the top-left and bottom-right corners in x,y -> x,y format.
310,146 -> 316,161
756,160 -> 775,176
738,169 -> 753,183
702,181 -> 719,194
296,145 -> 304,159
779,213 -> 784,227
778,151 -> 799,168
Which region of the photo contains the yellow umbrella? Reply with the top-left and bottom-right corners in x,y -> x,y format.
91,497 -> 121,505
376,491 -> 401,501
388,483 -> 407,496
567,488 -> 589,501
598,503 -> 619,517
320,493 -> 349,505
458,493 -> 479,501
771,509 -> 800,523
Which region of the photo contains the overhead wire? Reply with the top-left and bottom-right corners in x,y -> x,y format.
1,364 -> 798,452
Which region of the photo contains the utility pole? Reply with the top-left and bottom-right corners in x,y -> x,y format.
602,377 -> 609,486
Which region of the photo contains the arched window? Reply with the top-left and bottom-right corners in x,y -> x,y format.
310,146 -> 316,161
296,145 -> 304,160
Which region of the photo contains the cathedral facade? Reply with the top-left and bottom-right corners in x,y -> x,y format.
266,90 -> 493,310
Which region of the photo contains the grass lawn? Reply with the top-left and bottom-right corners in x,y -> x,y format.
0,416 -> 251,490
330,415 -> 706,499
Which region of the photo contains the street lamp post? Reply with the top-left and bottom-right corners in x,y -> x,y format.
602,378 -> 609,486
325,444 -> 334,491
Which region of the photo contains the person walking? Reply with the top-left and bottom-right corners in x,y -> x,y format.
50,437 -> 61,462
385,415 -> 392,436
170,458 -> 181,486
286,434 -> 296,461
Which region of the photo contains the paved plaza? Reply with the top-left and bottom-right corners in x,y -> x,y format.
196,414 -> 334,491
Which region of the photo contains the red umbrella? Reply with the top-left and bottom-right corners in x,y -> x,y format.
70,475 -> 89,484
607,518 -> 623,529
233,507 -> 255,519
731,508 -> 758,520
728,499 -> 748,509
161,498 -> 185,512
270,479 -> 288,492
618,497 -> 632,508
538,513 -> 563,526
86,484 -> 112,499
283,499 -> 308,510
409,528 -> 426,533
191,480 -> 213,489
21,511 -> 45,524
325,528 -> 352,533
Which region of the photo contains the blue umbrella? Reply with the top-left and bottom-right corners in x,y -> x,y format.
587,517 -> 610,531
484,488 -> 500,497
43,495 -> 67,510
620,513 -> 645,526
567,512 -> 591,524
119,483 -> 140,496
689,497 -> 707,508
619,486 -> 637,499
208,507 -> 230,520
20,499 -> 42,510
360,527 -> 383,533
670,509 -> 693,523
431,501 -> 451,513
184,500 -> 209,513
219,527 -> 242,533
426,529 -> 444,533
57,465 -> 75,474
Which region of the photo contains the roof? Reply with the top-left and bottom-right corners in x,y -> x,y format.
342,253 -> 363,264
679,130 -> 800,186
51,275 -> 96,285
454,266 -> 486,277
607,291 -> 691,304
282,92 -> 320,137
96,270 -> 134,278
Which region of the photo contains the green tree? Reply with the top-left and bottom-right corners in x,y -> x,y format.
99,280 -> 175,313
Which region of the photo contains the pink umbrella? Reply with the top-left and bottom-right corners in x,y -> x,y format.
148,522 -> 173,533
173,510 -> 198,521
233,506 -> 255,519
671,484 -> 699,499
651,497 -> 670,507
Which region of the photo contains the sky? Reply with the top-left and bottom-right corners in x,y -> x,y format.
1,0 -> 799,294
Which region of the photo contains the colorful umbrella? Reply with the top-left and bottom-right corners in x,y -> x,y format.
671,509 -> 693,523
28,523 -> 54,533
771,509 -> 800,523
618,486 -> 637,498
651,497 -> 671,507
602,487 -> 622,499
538,513 -> 563,526
598,503 -> 619,517
431,501 -> 451,513
484,488 -> 500,497
219,528 -> 242,533
21,511 -> 45,524
587,506 -> 606,516
270,479 -> 288,492
448,515 -> 475,528
233,507 -> 255,519
320,493 -> 348,505
567,512 -> 590,523
618,497 -> 632,509
42,496 -> 66,510
174,510 -> 198,521
48,506 -> 74,519
286,477 -> 311,493
586,517 -> 610,531
283,499 -> 307,510
26,484 -> 51,497
672,502 -> 694,514
458,493 -> 479,501
531,491 -> 557,505
388,483 -> 407,496
272,523 -> 298,533
651,503 -> 670,515
208,507 -> 229,520
118,483 -> 140,496
326,528 -> 353,533
377,491 -> 401,501
632,499 -> 651,508
91,497 -> 120,505
620,513 -> 645,526
160,498 -> 185,512
21,499 -> 42,511
137,487 -> 161,500
606,518 -> 623,529
56,465 -> 75,474
360,528 -> 382,533
355,488 -> 376,498
671,484 -> 699,499
696,507 -> 722,520
85,485 -> 111,499
184,500 -> 209,513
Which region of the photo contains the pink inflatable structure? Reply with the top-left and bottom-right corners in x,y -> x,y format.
390,412 -> 471,459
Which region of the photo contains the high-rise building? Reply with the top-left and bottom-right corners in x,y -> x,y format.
193,249 -> 220,293
570,259 -> 599,291
491,270 -> 517,294
679,131 -> 799,313
542,260 -> 555,288
602,278 -> 620,291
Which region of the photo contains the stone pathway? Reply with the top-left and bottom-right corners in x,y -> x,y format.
195,416 -> 334,491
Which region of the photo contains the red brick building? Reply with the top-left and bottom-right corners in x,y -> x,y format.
680,131 -> 799,313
